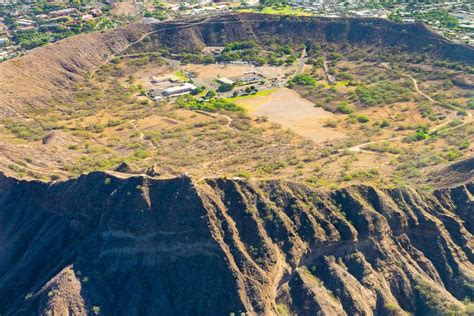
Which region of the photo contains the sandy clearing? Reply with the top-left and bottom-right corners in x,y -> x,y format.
129,65 -> 175,90
235,88 -> 346,143
112,2 -> 139,16
182,64 -> 294,82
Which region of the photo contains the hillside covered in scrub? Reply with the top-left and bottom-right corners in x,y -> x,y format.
0,13 -> 472,187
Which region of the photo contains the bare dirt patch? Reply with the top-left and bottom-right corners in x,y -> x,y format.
112,2 -> 139,16
234,88 -> 345,143
182,63 -> 294,84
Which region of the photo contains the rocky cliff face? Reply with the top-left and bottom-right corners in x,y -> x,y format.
133,13 -> 474,65
0,172 -> 472,315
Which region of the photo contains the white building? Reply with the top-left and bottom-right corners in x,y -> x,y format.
217,77 -> 234,85
241,0 -> 259,5
163,83 -> 197,96
48,8 -> 78,18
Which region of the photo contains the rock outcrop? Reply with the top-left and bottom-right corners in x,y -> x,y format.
0,172 -> 472,315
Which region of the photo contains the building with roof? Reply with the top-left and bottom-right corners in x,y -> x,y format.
48,8 -> 78,18
217,77 -> 234,85
162,83 -> 197,96
236,74 -> 261,84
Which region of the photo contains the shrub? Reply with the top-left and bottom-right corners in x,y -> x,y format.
446,151 -> 460,161
405,126 -> 431,142
384,303 -> 403,313
336,102 -> 355,114
288,74 -> 316,87
325,120 -> 338,128
355,81 -> 413,106
206,89 -> 217,98
357,115 -> 370,123
310,56 -> 324,68
380,120 -> 390,128
236,170 -> 251,178
217,83 -> 233,93
285,55 -> 297,65
364,142 -> 401,154
133,149 -> 151,159
224,40 -> 257,51
336,72 -> 354,81
467,99 -> 474,109
176,95 -> 244,112
328,52 -> 343,61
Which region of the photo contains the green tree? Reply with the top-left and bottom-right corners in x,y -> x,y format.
206,89 -> 217,98
217,83 -> 233,93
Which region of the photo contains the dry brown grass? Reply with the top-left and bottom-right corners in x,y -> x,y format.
0,48 -> 471,189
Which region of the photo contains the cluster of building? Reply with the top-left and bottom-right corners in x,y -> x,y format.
390,2 -> 473,46
147,74 -> 197,100
277,0 -> 473,46
182,3 -> 231,17
217,71 -> 263,86
0,17 -> 16,60
214,71 -> 271,97
0,1 -> 109,61
435,8 -> 473,45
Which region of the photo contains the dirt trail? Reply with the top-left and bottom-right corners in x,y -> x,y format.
130,120 -> 157,162
348,111 -> 472,154
347,65 -> 473,154
406,74 -> 438,104
194,110 -> 235,130
295,49 -> 307,76
323,60 -> 335,84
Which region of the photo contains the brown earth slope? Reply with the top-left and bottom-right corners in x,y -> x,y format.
0,24 -> 149,117
0,172 -> 472,315
428,156 -> 474,188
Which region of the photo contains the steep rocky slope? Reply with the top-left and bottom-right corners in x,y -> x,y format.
428,157 -> 474,188
130,13 -> 474,64
0,172 -> 472,315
